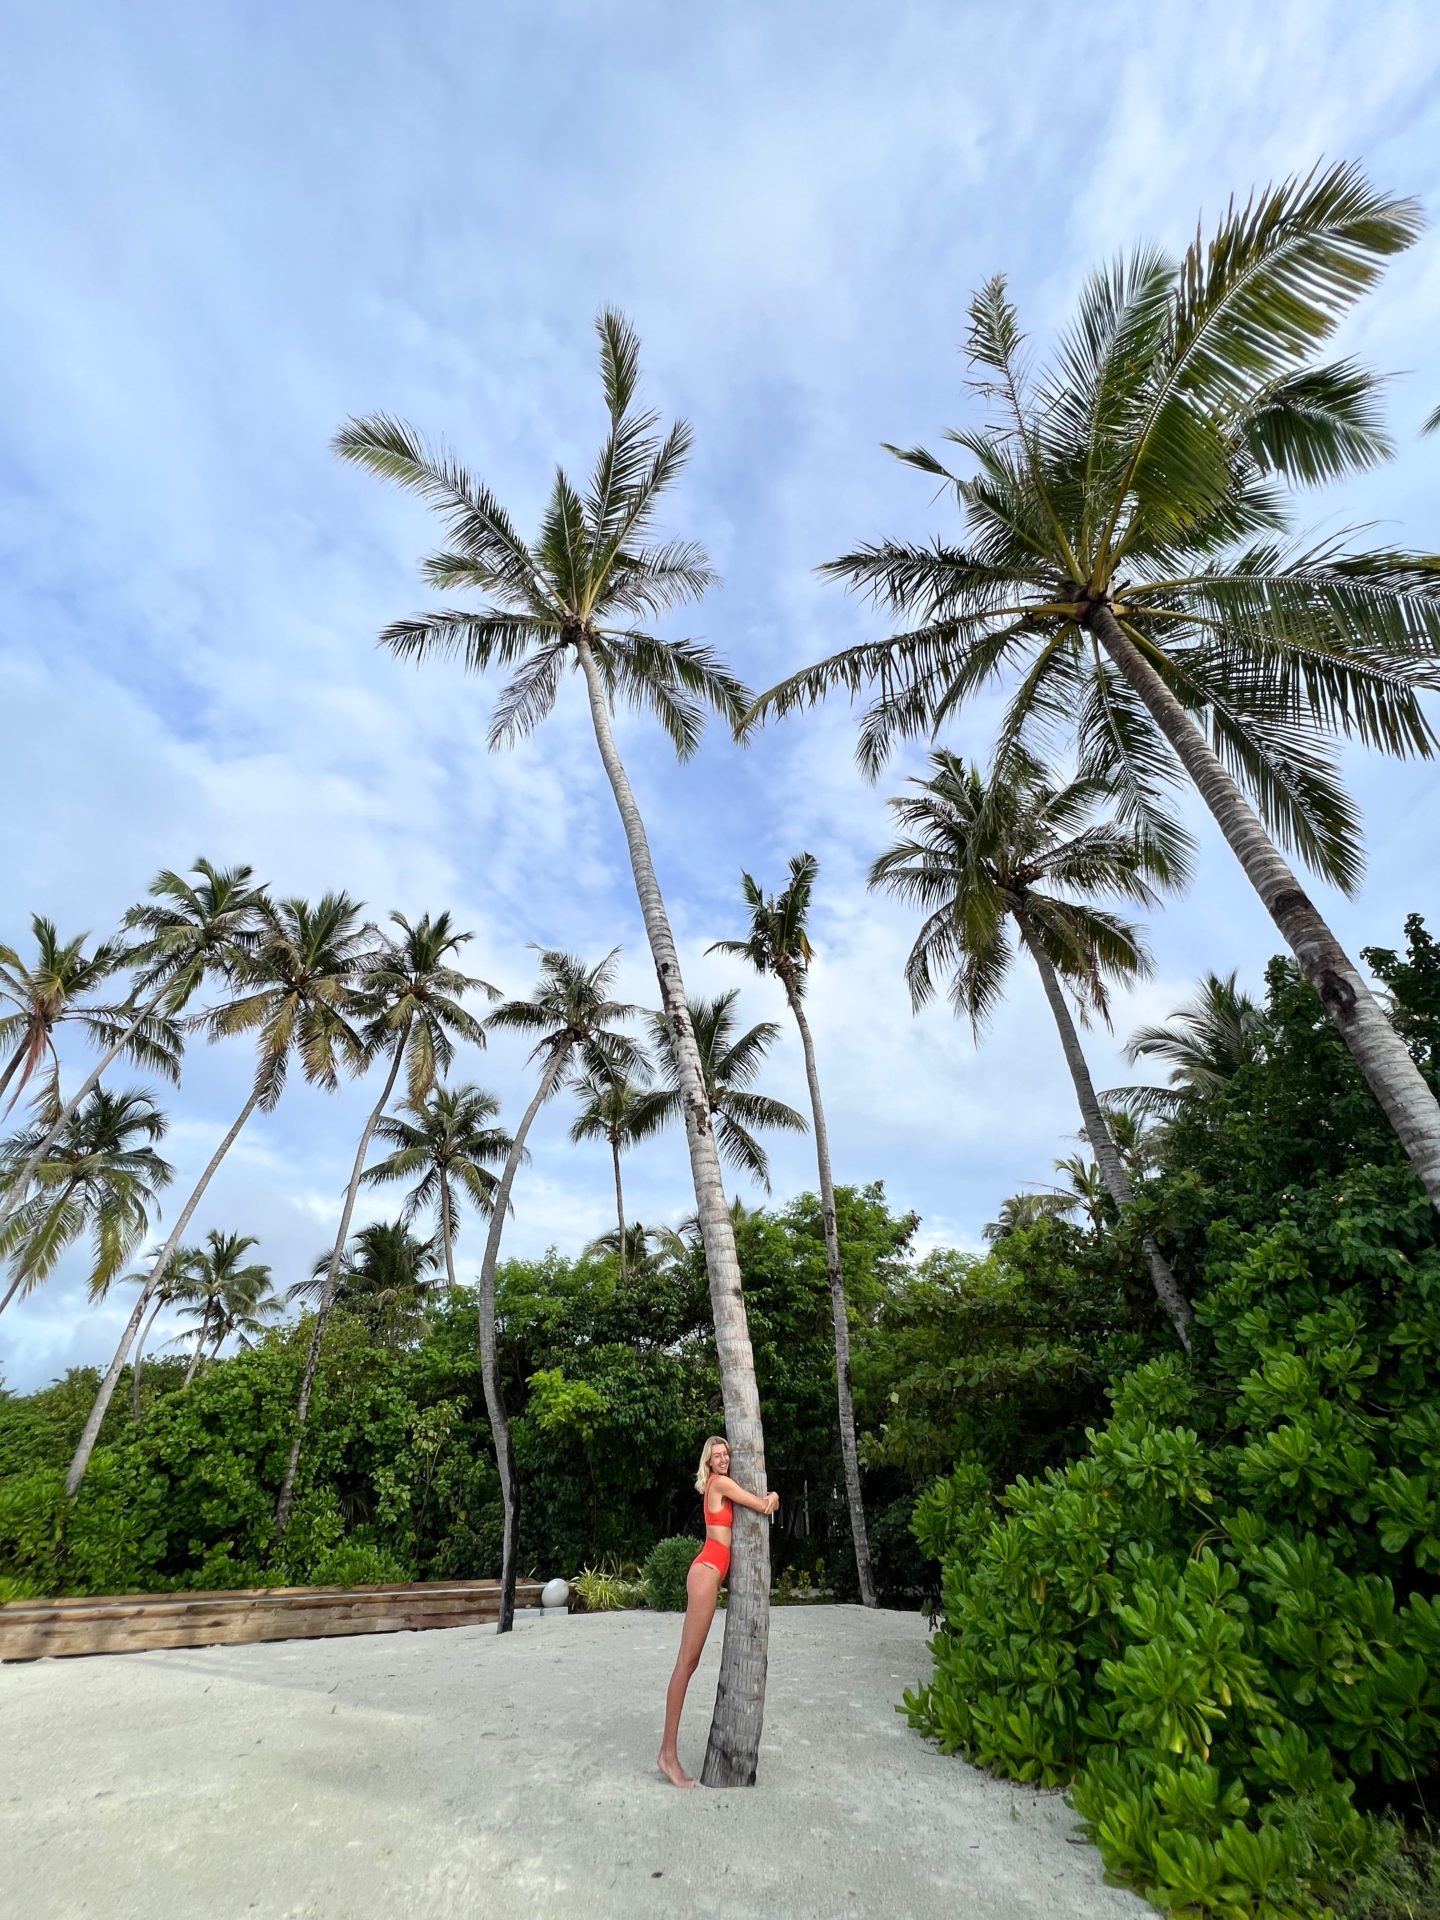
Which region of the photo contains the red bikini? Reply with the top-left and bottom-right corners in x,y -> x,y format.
691,1488 -> 734,1583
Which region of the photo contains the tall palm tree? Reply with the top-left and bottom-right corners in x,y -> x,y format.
750,165 -> 1440,1215
583,1218 -> 688,1275
645,992 -> 807,1193
568,1066 -> 666,1279
1050,1152 -> 1112,1232
288,1218 -> 443,1348
468,950 -> 642,1633
336,315 -> 776,1781
65,893 -> 370,1498
0,863 -> 265,1236
171,1232 -> 275,1385
710,854 -> 876,1606
870,749 -> 1195,1347
274,910 -> 495,1537
0,1087 -> 173,1314
127,1248 -> 191,1422
1108,970 -> 1269,1119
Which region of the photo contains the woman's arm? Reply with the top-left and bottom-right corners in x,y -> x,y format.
710,1474 -> 779,1516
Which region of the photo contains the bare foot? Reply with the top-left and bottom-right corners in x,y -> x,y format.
656,1750 -> 698,1789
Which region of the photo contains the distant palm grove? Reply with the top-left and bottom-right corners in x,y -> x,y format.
5,163 -> 1440,1905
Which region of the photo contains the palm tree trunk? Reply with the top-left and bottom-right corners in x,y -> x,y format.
1092,603 -> 1440,1211
784,978 -> 876,1607
611,1137 -> 627,1281
274,1028 -> 411,1537
130,1292 -> 168,1423
65,1085 -> 263,1498
475,1050 -> 566,1634
1019,915 -> 1193,1349
0,987 -> 167,1239
181,1309 -> 211,1388
574,634 -> 771,1788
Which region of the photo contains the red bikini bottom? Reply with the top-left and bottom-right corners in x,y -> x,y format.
691,1538 -> 731,1582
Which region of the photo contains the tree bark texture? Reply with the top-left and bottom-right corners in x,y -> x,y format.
1093,602 -> 1440,1213
574,635 -> 771,1788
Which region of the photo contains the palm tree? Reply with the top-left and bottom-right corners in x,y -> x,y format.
274,910 -> 496,1537
65,893 -> 369,1498
0,863 -> 265,1237
983,1190 -> 1071,1242
127,1248 -> 191,1422
583,1218 -> 688,1275
172,1232 -> 276,1384
1108,971 -> 1269,1119
0,1087 -> 173,1314
751,165 -> 1440,1215
0,917 -> 132,1118
336,315 -> 776,1781
288,1218 -> 443,1348
1050,1153 -> 1111,1232
709,854 -> 876,1606
645,992 -> 807,1193
870,749 -> 1195,1347
467,951 -> 642,1633
568,1067 -> 667,1279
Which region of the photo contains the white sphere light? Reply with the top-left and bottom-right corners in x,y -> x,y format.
541,1578 -> 570,1609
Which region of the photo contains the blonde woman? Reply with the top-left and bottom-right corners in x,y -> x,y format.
657,1434 -> 779,1788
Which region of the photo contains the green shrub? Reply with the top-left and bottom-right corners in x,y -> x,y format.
574,1560 -> 647,1611
306,1541 -> 411,1588
644,1535 -> 699,1611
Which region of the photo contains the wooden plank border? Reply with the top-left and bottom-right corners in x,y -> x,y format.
0,1579 -> 547,1662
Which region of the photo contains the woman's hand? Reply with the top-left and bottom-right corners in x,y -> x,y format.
763,1492 -> 780,1516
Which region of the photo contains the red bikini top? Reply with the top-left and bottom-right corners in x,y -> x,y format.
704,1489 -> 734,1528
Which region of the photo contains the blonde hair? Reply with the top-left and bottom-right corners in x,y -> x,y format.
694,1434 -> 729,1497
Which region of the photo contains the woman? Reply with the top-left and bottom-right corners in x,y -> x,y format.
657,1433 -> 779,1788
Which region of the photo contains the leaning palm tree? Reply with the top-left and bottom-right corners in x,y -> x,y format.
337,315 -> 776,1781
0,862 -> 265,1236
568,1066 -> 667,1279
645,992 -> 808,1193
171,1232 -> 274,1385
274,909 -> 496,1536
468,951 -> 642,1633
709,854 -> 876,1607
288,1218 -> 443,1348
750,165 -> 1440,1215
128,1248 -> 193,1422
1108,970 -> 1269,1120
0,1087 -> 173,1315
65,893 -> 370,1498
870,749 -> 1195,1347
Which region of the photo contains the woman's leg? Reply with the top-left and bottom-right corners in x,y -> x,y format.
657,1563 -> 721,1786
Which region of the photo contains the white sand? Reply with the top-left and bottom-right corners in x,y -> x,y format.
2,1603 -> 1147,1919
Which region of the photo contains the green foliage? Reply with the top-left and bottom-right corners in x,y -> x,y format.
573,1559 -> 647,1612
905,919 -> 1440,1918
644,1535 -> 699,1612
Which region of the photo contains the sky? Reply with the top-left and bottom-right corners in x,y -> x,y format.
2,0 -> 1438,1392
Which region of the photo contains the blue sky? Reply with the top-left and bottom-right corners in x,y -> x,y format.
3,1 -> 1439,1392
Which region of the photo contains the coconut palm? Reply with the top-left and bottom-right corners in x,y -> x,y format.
361,1085 -> 514,1287
1051,1153 -> 1112,1232
982,1190 -> 1071,1243
127,1248 -> 192,1422
171,1232 -> 275,1384
65,892 -> 370,1499
870,749 -> 1195,1347
709,854 -> 876,1606
0,864 -> 266,1240
0,918 -> 133,1118
1108,971 -> 1269,1120
583,1218 -> 688,1274
274,910 -> 496,1536
336,316 -> 776,1780
751,166 -> 1440,1214
0,1087 -> 173,1314
644,992 -> 807,1193
288,1218 -> 443,1348
462,950 -> 643,1633
568,1066 -> 667,1279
